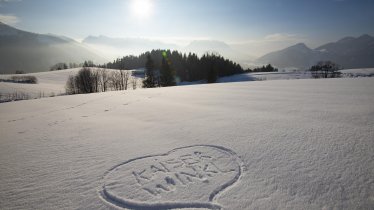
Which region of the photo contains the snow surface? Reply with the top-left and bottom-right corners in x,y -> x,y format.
0,68 -> 80,98
0,78 -> 373,209
220,68 -> 374,83
0,68 -> 141,101
2,68 -> 374,102
340,68 -> 374,77
211,71 -> 313,83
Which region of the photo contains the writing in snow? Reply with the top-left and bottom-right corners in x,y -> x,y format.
131,151 -> 237,196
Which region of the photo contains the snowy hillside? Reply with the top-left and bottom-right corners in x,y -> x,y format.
0,68 -> 81,98
340,68 -> 374,77
0,68 -> 143,101
0,78 -> 373,209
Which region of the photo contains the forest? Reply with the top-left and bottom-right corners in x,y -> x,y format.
104,50 -> 244,83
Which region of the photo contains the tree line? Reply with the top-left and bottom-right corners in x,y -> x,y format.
310,61 -> 341,78
0,75 -> 37,84
50,60 -> 96,71
244,64 -> 278,73
104,50 -> 244,83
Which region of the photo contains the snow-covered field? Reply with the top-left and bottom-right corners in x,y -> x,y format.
221,68 -> 374,82
0,68 -> 142,101
249,71 -> 312,81
216,71 -> 313,83
340,68 -> 374,77
0,68 -> 80,99
1,68 -> 374,102
0,78 -> 373,209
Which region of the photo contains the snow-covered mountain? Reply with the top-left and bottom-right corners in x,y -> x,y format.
256,34 -> 374,70
184,40 -> 232,55
83,36 -> 253,65
256,43 -> 321,70
183,40 -> 252,63
315,34 -> 374,69
0,22 -> 107,74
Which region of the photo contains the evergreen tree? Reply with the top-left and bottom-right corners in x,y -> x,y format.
143,54 -> 157,88
160,54 -> 176,87
206,60 -> 218,83
106,49 -> 244,83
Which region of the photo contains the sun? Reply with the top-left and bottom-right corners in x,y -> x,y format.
132,0 -> 153,19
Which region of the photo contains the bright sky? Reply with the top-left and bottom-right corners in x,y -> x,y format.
1,0 -> 373,55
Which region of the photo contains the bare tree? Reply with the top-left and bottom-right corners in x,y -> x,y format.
109,71 -> 122,91
132,77 -> 138,90
65,68 -> 140,95
109,70 -> 131,91
92,69 -> 100,93
121,70 -> 131,90
65,75 -> 77,94
98,68 -> 110,92
65,67 -> 97,94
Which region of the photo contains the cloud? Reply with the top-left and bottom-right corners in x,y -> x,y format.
0,0 -> 22,7
0,0 -> 22,2
0,14 -> 20,25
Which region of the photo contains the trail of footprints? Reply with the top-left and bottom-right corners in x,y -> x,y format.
100,145 -> 244,210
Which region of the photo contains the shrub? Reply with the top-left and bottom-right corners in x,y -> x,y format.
310,61 -> 341,79
8,75 -> 38,84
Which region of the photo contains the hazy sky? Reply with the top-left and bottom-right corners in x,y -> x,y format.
1,0 -> 373,56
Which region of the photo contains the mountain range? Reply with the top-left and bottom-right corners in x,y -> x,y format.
83,36 -> 252,63
1,22 -> 373,73
257,34 -> 374,70
0,22 -> 106,74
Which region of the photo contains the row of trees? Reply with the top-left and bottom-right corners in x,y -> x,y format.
50,61 -> 96,71
310,61 -> 341,78
245,64 -> 278,73
105,50 -> 243,83
65,68 -> 139,94
0,75 -> 38,84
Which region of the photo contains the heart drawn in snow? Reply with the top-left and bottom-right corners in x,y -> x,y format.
99,145 -> 244,209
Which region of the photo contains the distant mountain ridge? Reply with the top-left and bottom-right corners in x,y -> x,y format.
257,34 -> 374,70
0,22 -> 106,74
1,21 -> 373,73
182,40 -> 251,62
83,36 -> 252,64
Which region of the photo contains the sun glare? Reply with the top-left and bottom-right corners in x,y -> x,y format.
132,0 -> 153,19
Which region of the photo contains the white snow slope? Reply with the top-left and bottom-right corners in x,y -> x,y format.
0,68 -> 80,98
0,78 -> 373,209
0,68 -> 142,101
